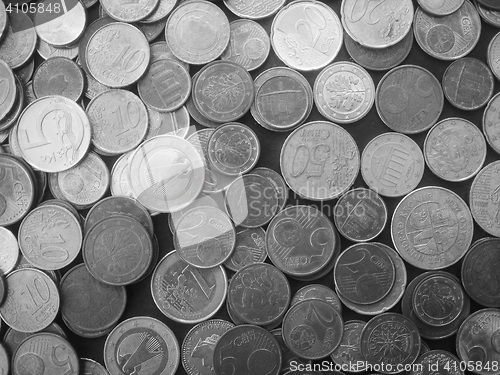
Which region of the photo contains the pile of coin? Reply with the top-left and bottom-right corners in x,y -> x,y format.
1,0 -> 500,374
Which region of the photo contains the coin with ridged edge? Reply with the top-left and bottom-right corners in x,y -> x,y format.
409,350 -> 464,375
224,227 -> 267,272
418,0 -> 465,15
80,358 -> 110,375
330,320 -> 366,372
291,284 -> 342,314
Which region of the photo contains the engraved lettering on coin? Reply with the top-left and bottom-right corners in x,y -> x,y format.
470,161 -> 500,237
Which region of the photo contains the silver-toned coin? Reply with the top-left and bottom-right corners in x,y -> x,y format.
0,344 -> 8,375
151,250 -> 227,323
110,151 -> 134,197
23,80 -> 36,106
271,0 -> 343,71
0,226 -> 19,275
0,12 -> 37,69
291,284 -> 342,314
361,132 -> 425,197
0,76 -> 24,133
100,0 -> 158,22
221,19 -> 270,71
80,358 -> 110,375
252,67 -> 313,132
376,65 -> 444,134
475,0 -> 500,27
414,0 -> 481,60
224,227 -> 267,272
182,319 -> 234,375
14,59 -> 35,86
165,0 -> 230,65
0,269 -> 59,333
169,194 -> 223,234
0,0 -> 6,41
418,0 -> 465,15
409,350 -> 464,375
150,41 -> 189,72
271,328 -> 311,374
478,0 -> 500,10
341,0 -> 414,49
3,322 -> 67,357
443,58 -> 494,110
392,186 -> 474,269
0,58 -> 17,121
142,0 -> 176,23
128,135 -> 205,213
483,92 -> 500,154
252,167 -> 288,212
470,161 -> 500,237
104,316 -> 180,375
488,31 -> 500,82
136,18 -> 168,42
224,0 -> 284,19
86,22 -> 150,88
424,118 -> 487,182
37,38 -> 79,60
11,254 -> 60,285
83,69 -> 111,101
17,95 -> 91,172
330,320 -> 366,372
281,121 -> 360,201
145,106 -> 190,139
77,16 -> 114,76
12,333 -> 79,375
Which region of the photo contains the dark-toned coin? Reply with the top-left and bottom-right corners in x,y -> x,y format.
376,65 -> 444,134
185,82 -> 221,128
0,12 -> 37,69
266,205 -> 338,279
461,238 -> 500,307
283,299 -> 343,360
477,0 -> 500,10
335,243 -> 395,305
83,215 -> 153,286
334,188 -> 387,242
14,59 -> 34,85
224,227 -> 267,272
213,325 -> 282,375
0,275 -> 5,305
418,0 -> 465,15
194,61 -> 254,123
456,308 -> 500,375
104,316 -> 180,375
271,329 -> 311,374
151,251 -> 227,324
252,167 -> 288,212
409,350 -> 464,375
228,263 -> 290,326
60,264 -> 127,336
443,57 -> 494,110
291,284 -> 342,314
476,0 -> 500,26
225,174 -> 278,228
80,358 -> 110,375
330,320 -> 366,372
360,313 -> 420,374
12,333 -> 79,375
182,319 -> 234,375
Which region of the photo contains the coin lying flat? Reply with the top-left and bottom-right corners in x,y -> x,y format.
334,188 -> 387,243
291,284 -> 342,314
80,358 -> 110,375
0,343 -> 8,375
456,308 -> 500,375
424,118 -> 487,182
418,0 -> 465,15
0,269 -> 59,333
271,329 -> 311,374
0,0 -> 6,41
224,0 -> 284,19
461,238 -> 500,308
330,320 -> 365,372
0,12 -> 37,70
410,350 -> 464,375
477,0 -> 500,10
145,106 -> 190,139
361,133 -> 425,197
314,62 -> 375,124
489,31 -> 500,82
37,39 -> 79,61
213,325 -> 282,375
182,319 -> 235,375
151,251 -> 227,324
104,316 -> 180,375
0,60 -> 17,121
150,41 -> 189,71
483,93 -> 500,154
470,161 -> 500,237
252,167 -> 288,212
0,76 -> 25,133
281,121 -> 359,201
476,1 -> 500,27
3,322 -> 67,357
414,0 -> 481,60
142,0 -> 176,23
110,151 -> 134,197
12,333 -> 79,375
165,0 -> 230,65
0,226 -> 20,275
376,65 -> 444,134
443,58 -> 494,111
78,17 -> 115,76
224,227 -> 267,272
392,186 -> 474,270
271,0 -> 343,71
341,0 -> 413,49
101,0 -> 158,22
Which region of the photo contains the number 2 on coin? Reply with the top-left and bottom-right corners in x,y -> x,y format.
295,6 -> 328,53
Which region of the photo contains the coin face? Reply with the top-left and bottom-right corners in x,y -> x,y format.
13,333 -> 79,375
266,205 -> 337,278
0,76 -> 25,133
291,284 -> 342,314
182,319 -> 234,375
341,0 -> 413,49
470,161 -> 500,237
37,38 -> 78,60
361,133 -> 425,197
86,22 -> 150,88
334,188 -> 387,242
19,204 -> 82,270
221,20 -> 270,71
0,0 -> 6,41
213,325 -> 282,375
488,31 -> 500,81
0,12 -> 37,70
271,329 -> 311,374
456,308 -> 500,375
424,118 -> 487,182
224,227 -> 268,272
100,0 -> 158,22
0,269 -> 59,333
80,358 -> 109,375
281,121 -> 360,201
78,17 -> 115,75
145,107 -> 189,140
60,264 -> 126,335
224,0 -> 284,19
83,216 -> 153,286
87,89 -> 148,155
165,0 -> 230,65
314,62 -> 374,124
0,226 -> 19,275
110,151 -> 134,197
414,0 -> 481,60
174,206 -> 235,268
17,95 -> 91,172
194,62 -> 254,123
252,167 -> 289,212
361,313 -> 420,374
128,135 -> 205,213
376,65 -> 444,134
418,0 -> 465,15
252,67 -> 312,132
104,316 -> 180,375
271,0 -> 343,71
0,60 -> 17,121
142,0 -> 176,23
476,1 -> 500,27
410,350 -> 464,375
483,93 -> 500,155
392,186 -> 474,270
330,320 -> 365,371
3,322 -> 67,357
462,238 -> 500,308
228,263 -> 291,326
283,299 -> 343,360
151,251 -> 227,323
477,0 -> 500,9
443,58 -> 494,110
150,41 -> 189,71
